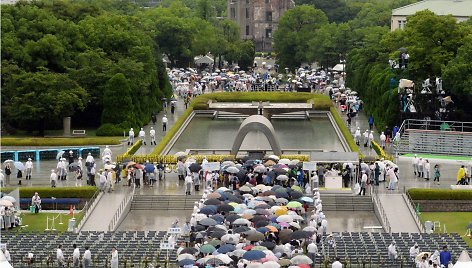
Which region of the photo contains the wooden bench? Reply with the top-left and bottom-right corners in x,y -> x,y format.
72,130 -> 86,136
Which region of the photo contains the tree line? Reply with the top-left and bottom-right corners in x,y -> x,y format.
1,0 -> 254,135
273,0 -> 472,129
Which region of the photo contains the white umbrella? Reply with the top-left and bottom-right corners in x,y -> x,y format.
278,159 -> 291,165
276,175 -> 289,181
174,151 -> 187,157
453,250 -> 472,268
56,151 -> 65,160
290,255 -> 313,265
226,166 -> 240,174
216,254 -> 232,264
177,254 -> 196,261
230,249 -> 247,258
267,155 -> 279,161
276,215 -> 293,223
262,261 -> 281,268
233,218 -> 251,225
0,200 -> 13,207
1,196 -> 16,203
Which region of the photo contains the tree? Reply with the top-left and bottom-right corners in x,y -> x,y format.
308,23 -> 352,68
6,69 -> 88,135
101,73 -> 135,125
294,0 -> 357,23
273,5 -> 328,69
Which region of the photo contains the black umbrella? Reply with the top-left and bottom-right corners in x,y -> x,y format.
217,204 -> 235,213
180,247 -> 199,255
255,221 -> 271,228
189,163 -> 202,172
226,214 -> 241,223
255,203 -> 271,209
261,190 -> 276,196
210,214 -> 225,224
275,192 -> 289,198
209,231 -> 226,239
260,241 -> 276,250
226,195 -> 243,203
68,163 -> 80,172
273,168 -> 287,175
193,225 -> 206,232
234,226 -> 251,233
204,199 -> 221,205
252,215 -> 268,223
290,191 -> 303,200
267,171 -> 277,179
291,230 -> 311,240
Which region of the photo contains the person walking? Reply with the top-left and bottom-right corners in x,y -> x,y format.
72,244 -> 80,267
50,169 -> 58,188
25,158 -> 33,181
99,170 -> 106,192
363,130 -> 369,147
149,127 -> 156,145
85,153 -> 94,173
354,127 -> 361,146
409,243 -> 419,263
135,168 -> 143,188
439,246 -> 451,267
433,164 -> 441,185
368,130 -> 374,148
128,128 -> 135,146
138,128 -> 146,145
380,132 -> 386,149
388,242 -> 397,261
417,158 -> 424,178
83,246 -> 92,268
162,115 -> 168,132
368,115 -> 374,130
31,192 -> 41,214
68,151 -> 74,167
388,167 -> 399,190
17,166 -> 23,185
4,163 -> 11,185
185,174 -> 193,195
111,247 -> 118,268
424,159 -> 430,180
412,154 -> 419,177
56,245 -> 65,267
177,160 -> 185,181
359,170 -> 367,196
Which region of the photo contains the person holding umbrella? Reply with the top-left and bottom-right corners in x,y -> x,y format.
25,158 -> 33,181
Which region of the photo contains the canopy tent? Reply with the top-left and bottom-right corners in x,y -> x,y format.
453,250 -> 472,268
195,55 -> 214,65
332,64 -> 345,72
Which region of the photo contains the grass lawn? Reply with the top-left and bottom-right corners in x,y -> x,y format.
1,137 -> 122,146
18,211 -> 84,232
419,212 -> 472,247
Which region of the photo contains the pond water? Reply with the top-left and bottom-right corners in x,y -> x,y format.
168,116 -> 344,154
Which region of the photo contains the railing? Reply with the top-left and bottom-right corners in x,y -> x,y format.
76,190 -> 103,232
398,119 -> 472,133
370,187 -> 391,233
108,186 -> 135,232
397,129 -> 472,156
402,187 -> 425,233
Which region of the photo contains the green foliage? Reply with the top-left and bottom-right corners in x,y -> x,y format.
371,141 -> 394,161
1,187 -> 97,199
408,189 -> 472,201
0,137 -> 121,146
273,5 -> 328,69
101,73 -> 135,125
330,107 -> 361,156
294,0 -> 358,23
95,123 -> 125,137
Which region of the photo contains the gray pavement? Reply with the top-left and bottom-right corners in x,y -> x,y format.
378,193 -> 420,233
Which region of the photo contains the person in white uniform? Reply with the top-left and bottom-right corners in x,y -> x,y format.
128,128 -> 135,145
25,158 -> 33,180
149,127 -> 156,145
111,247 -> 118,268
138,128 -> 146,145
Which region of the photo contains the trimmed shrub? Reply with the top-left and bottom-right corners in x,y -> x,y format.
371,140 -> 394,161
96,123 -> 125,136
408,188 -> 472,200
330,107 -> 361,156
0,137 -> 121,146
1,186 -> 97,199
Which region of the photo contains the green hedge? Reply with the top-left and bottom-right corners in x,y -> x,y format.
1,137 -> 121,146
371,140 -> 394,161
330,107 -> 361,156
408,188 -> 472,200
96,123 -> 126,136
1,186 -> 97,198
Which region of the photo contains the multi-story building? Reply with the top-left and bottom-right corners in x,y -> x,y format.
391,0 -> 472,31
228,0 -> 294,52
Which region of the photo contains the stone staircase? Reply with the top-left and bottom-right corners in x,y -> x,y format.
397,129 -> 472,156
320,193 -> 374,211
130,195 -> 201,210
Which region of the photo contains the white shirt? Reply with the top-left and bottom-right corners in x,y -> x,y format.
332,261 -> 343,268
412,157 -> 418,165
354,129 -> 361,137
409,246 -> 419,257
307,243 -> 318,254
99,174 -> 107,184
111,250 -> 118,262
418,159 -> 424,167
83,249 -> 91,260
73,248 -> 80,260
380,133 -> 386,141
162,116 -> 168,124
129,130 -> 134,137
388,169 -> 397,183
50,172 -> 58,182
57,248 -> 64,261
86,155 -> 94,163
150,129 -> 155,137
103,148 -> 112,157
138,130 -> 145,138
25,161 -> 33,169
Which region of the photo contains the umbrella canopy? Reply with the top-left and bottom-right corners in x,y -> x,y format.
276,175 -> 289,181
278,159 -> 291,165
299,196 -> 313,203
290,255 -> 313,265
287,201 -> 302,208
180,247 -> 199,255
1,196 -> 16,203
226,214 -> 242,223
199,218 -> 217,226
0,200 -> 13,207
242,250 -> 266,261
267,155 -> 280,161
276,215 -> 293,223
126,161 -> 137,168
453,250 -> 472,268
68,163 -> 80,171
56,151 -> 65,160
204,199 -> 221,206
189,163 -> 202,172
174,151 -> 187,157
233,226 -> 251,233
177,254 -> 196,261
200,205 -> 217,215
226,166 -> 240,174
239,185 -> 252,193
254,165 -> 267,173
178,259 -> 195,266
290,230 -> 311,239
231,249 -> 247,258
247,232 -> 265,242
14,162 -> 25,171
264,160 -> 276,167
208,192 -> 221,199
217,204 -> 234,213
200,244 -> 216,254
260,241 -> 276,250
217,244 -> 236,254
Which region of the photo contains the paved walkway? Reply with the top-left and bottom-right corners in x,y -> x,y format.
378,193 -> 420,233
80,188 -> 129,231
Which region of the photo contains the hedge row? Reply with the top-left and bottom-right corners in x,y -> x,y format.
329,107 -> 361,157
118,140 -> 143,161
1,186 -> 97,198
371,141 -> 394,161
1,137 -> 121,146
408,188 -> 472,200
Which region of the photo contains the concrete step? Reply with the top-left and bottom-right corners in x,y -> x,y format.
131,195 -> 201,210
318,195 -> 374,211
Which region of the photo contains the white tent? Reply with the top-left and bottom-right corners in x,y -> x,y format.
0,250 -> 13,268
194,55 -> 214,65
453,250 -> 472,268
332,64 -> 345,72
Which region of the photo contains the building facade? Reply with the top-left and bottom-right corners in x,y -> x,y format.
228,0 -> 294,52
391,0 -> 472,31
